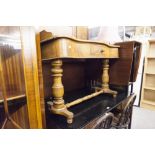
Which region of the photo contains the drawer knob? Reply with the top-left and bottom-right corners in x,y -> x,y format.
100,49 -> 104,53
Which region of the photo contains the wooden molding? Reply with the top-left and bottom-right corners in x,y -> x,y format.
20,27 -> 43,128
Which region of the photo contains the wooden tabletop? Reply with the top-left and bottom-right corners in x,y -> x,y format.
40,30 -> 119,60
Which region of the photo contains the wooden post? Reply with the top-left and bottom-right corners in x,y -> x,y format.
102,59 -> 110,90
20,27 -> 43,128
101,59 -> 117,97
50,59 -> 73,124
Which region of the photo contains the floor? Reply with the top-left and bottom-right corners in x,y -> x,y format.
131,106 -> 155,129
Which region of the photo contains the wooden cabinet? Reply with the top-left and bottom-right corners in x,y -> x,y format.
0,27 -> 28,128
141,40 -> 155,110
0,26 -> 88,129
40,31 -> 119,124
0,27 -> 45,128
110,41 -> 142,86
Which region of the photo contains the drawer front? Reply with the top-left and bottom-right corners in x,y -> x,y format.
90,45 -> 110,57
41,39 -> 119,60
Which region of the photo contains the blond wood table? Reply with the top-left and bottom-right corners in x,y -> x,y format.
41,31 -> 119,124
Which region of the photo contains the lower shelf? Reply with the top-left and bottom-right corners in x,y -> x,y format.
141,100 -> 155,106
143,89 -> 155,103
144,87 -> 155,91
46,88 -> 127,129
0,92 -> 26,104
141,102 -> 155,111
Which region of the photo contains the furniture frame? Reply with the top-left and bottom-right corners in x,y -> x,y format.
0,27 -> 45,129
41,31 -> 119,124
84,112 -> 114,129
112,93 -> 136,129
46,89 -> 127,129
141,40 -> 155,110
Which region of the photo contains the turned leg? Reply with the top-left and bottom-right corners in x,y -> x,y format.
101,59 -> 117,97
50,59 -> 73,123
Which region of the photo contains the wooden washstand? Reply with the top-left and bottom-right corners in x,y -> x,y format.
40,31 -> 119,124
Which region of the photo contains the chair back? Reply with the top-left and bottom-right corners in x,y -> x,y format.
84,112 -> 114,129
118,93 -> 136,128
94,112 -> 114,129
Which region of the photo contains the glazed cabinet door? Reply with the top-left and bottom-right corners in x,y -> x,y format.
0,26 -> 45,129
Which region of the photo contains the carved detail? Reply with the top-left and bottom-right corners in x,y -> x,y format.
50,59 -> 73,123
40,30 -> 53,42
102,59 -> 110,90
101,59 -> 117,97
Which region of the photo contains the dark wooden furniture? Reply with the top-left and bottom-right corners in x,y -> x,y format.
112,93 -> 136,129
110,41 -> 141,86
40,30 -> 119,124
83,112 -> 114,129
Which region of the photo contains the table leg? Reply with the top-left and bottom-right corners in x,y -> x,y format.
50,59 -> 73,124
101,59 -> 117,97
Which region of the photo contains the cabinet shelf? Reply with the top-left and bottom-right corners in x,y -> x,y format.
146,57 -> 155,59
145,72 -> 155,75
141,100 -> 155,106
143,89 -> 155,104
141,41 -> 155,110
144,87 -> 155,91
0,92 -> 26,104
148,40 -> 155,43
146,59 -> 155,74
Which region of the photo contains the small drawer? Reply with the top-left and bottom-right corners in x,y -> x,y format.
90,45 -> 109,57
